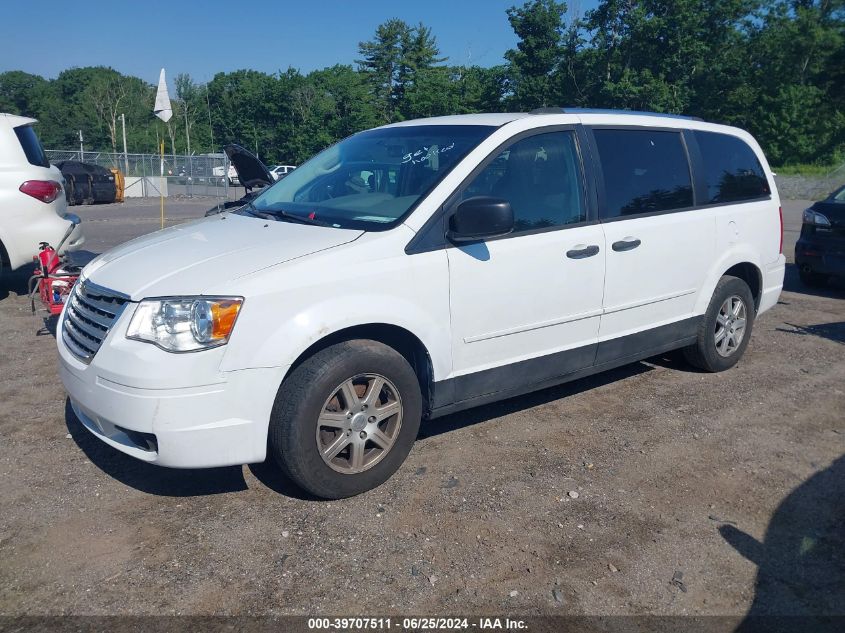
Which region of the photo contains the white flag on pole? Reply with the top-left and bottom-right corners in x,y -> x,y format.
153,68 -> 172,122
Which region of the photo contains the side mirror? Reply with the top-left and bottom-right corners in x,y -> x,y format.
447,196 -> 514,243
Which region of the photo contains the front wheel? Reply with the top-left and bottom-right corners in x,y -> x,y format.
269,339 -> 422,499
683,275 -> 756,372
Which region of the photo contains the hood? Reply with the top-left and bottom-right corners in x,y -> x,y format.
225,144 -> 274,189
82,213 -> 362,300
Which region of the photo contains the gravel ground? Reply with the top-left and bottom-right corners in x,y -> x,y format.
0,198 -> 842,620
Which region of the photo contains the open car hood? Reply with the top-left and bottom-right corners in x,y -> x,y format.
224,143 -> 274,189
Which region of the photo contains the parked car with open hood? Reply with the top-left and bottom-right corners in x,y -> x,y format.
206,143 -> 276,216
0,113 -> 84,273
795,183 -> 845,286
58,109 -> 784,499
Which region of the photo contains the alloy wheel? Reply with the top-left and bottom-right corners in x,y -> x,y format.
714,295 -> 747,357
316,373 -> 403,474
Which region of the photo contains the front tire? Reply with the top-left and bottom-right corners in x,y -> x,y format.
683,276 -> 756,372
269,339 -> 422,499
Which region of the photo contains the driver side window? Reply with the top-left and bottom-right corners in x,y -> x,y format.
463,131 -> 587,233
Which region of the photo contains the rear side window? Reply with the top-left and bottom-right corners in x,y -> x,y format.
462,131 -> 587,233
14,125 -> 50,168
593,129 -> 693,219
694,131 -> 770,204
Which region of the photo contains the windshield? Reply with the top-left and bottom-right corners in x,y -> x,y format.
244,125 -> 494,230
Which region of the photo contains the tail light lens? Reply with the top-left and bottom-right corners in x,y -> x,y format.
20,180 -> 62,203
778,206 -> 783,254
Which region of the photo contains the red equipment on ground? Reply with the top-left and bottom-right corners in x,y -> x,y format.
28,215 -> 82,316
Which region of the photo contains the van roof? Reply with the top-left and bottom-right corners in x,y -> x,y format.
0,113 -> 38,128
381,108 -> 708,128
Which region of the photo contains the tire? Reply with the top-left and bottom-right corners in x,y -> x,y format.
269,339 -> 422,499
683,275 -> 756,372
798,266 -> 828,288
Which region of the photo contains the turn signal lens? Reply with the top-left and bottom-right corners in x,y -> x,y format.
211,300 -> 241,339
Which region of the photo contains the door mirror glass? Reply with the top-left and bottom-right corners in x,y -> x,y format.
447,196 -> 514,242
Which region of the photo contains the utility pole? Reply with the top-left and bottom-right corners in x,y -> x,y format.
120,113 -> 129,175
183,103 -> 192,198
183,105 -> 191,157
205,83 -> 214,152
78,130 -> 83,161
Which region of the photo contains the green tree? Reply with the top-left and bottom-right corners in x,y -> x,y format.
505,0 -> 568,109
0,71 -> 47,116
358,19 -> 446,123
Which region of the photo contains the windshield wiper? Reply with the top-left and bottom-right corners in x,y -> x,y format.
243,201 -> 331,227
240,202 -> 276,220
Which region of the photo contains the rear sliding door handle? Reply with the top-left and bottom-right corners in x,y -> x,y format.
566,244 -> 600,259
612,238 -> 642,252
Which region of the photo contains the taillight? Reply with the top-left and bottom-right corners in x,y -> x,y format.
778,206 -> 783,254
20,180 -> 62,203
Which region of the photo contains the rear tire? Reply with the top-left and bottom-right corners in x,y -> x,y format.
269,339 -> 422,499
683,275 -> 755,372
799,266 -> 828,288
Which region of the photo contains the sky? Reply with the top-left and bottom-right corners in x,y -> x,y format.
0,0 -> 598,88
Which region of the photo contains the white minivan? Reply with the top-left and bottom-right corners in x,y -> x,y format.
58,109 -> 785,498
0,113 -> 84,273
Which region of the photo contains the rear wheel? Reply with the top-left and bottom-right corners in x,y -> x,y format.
269,339 -> 422,499
683,276 -> 755,372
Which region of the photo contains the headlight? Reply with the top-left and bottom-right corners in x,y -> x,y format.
126,297 -> 243,352
803,209 -> 831,227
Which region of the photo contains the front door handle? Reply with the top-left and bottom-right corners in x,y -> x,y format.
612,237 -> 642,252
566,244 -> 600,259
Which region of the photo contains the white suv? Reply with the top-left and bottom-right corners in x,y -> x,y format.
0,114 -> 84,273
57,110 -> 785,498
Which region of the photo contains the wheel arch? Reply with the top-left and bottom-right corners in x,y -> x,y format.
723,261 -> 762,311
282,323 -> 436,417
696,249 -> 764,315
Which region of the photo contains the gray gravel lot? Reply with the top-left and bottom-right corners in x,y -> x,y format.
0,198 -> 842,619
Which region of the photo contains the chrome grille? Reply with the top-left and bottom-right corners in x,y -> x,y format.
62,281 -> 130,363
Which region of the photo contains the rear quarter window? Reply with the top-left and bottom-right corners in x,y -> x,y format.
14,125 -> 50,168
694,131 -> 769,204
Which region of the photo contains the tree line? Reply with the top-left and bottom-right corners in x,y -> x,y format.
1,0 -> 842,167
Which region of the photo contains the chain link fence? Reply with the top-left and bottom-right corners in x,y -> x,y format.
45,150 -> 244,201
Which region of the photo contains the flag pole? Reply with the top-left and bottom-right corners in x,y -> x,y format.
160,139 -> 165,229
152,68 -> 173,230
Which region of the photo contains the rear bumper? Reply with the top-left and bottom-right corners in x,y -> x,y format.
6,212 -> 84,271
795,237 -> 845,277
759,254 -> 786,315
57,309 -> 285,468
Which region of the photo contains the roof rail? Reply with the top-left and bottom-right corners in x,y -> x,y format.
529,107 -> 703,122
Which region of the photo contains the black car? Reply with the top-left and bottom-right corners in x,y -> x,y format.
205,144 -> 275,216
795,184 -> 845,287
54,160 -> 117,205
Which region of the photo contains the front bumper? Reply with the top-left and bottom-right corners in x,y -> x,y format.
57,307 -> 286,468
796,236 -> 845,277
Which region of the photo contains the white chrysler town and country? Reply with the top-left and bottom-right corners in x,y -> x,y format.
58,109 -> 785,498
